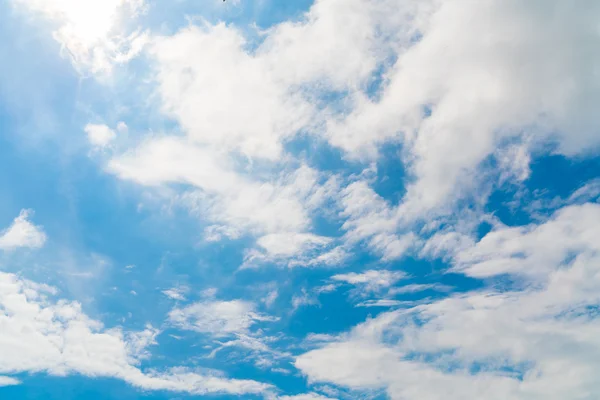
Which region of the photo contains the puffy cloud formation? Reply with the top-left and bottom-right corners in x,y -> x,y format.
296,203 -> 600,399
0,210 -> 46,250
6,0 -> 600,398
0,271 -> 271,396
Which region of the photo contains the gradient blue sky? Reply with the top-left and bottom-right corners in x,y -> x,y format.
1,1 -> 600,399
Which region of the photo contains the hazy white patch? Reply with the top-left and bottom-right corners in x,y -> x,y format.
262,289 -> 279,308
331,270 -> 405,292
169,299 -> 276,336
85,123 -> 116,148
162,286 -> 188,301
355,299 -> 405,308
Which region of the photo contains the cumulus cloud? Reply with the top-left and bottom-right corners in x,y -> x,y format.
0,209 -> 46,250
296,202 -> 600,399
109,138 -> 339,262
0,272 -> 270,396
105,0 -> 600,239
331,0 -> 600,217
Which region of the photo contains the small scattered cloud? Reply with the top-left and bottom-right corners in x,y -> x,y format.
162,286 -> 189,301
331,270 -> 405,292
168,299 -> 276,336
0,376 -> 21,387
85,123 -> 116,148
0,209 -> 46,251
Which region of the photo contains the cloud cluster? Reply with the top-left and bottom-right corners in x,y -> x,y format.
8,0 -> 600,398
0,271 -> 271,396
102,0 -> 600,267
296,202 -> 600,399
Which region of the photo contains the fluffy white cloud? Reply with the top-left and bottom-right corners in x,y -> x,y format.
337,180 -> 416,261
331,0 -> 600,216
103,0 -> 422,264
0,209 -> 46,250
0,271 -> 271,396
0,376 -> 20,387
85,123 -> 116,148
455,203 -> 600,278
109,137 -> 338,261
296,202 -> 600,399
151,24 -> 312,161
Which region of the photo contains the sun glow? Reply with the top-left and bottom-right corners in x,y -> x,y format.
14,0 -> 146,74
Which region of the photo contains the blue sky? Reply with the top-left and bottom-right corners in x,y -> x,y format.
1,1 -> 600,399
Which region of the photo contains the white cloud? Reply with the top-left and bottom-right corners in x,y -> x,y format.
389,283 -> 452,295
296,202 -> 600,399
338,180 -> 416,261
116,121 -> 128,133
256,233 -> 332,258
162,286 -> 188,301
355,299 -> 405,308
102,0 -> 416,263
292,289 -> 320,311
109,140 -> 329,236
455,203 -> 600,278
330,0 -> 600,216
278,393 -> 335,400
0,271 -> 271,396
203,224 -> 241,242
0,376 -> 20,387
420,231 -> 475,261
168,299 -> 290,370
331,270 -> 405,292
168,299 -> 276,336
151,23 -> 312,161
262,289 -> 279,308
0,209 -> 46,250
85,123 -> 117,148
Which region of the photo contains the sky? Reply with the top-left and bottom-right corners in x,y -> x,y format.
0,0 -> 600,399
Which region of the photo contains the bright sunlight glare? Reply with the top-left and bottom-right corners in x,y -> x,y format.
13,0 -> 145,74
